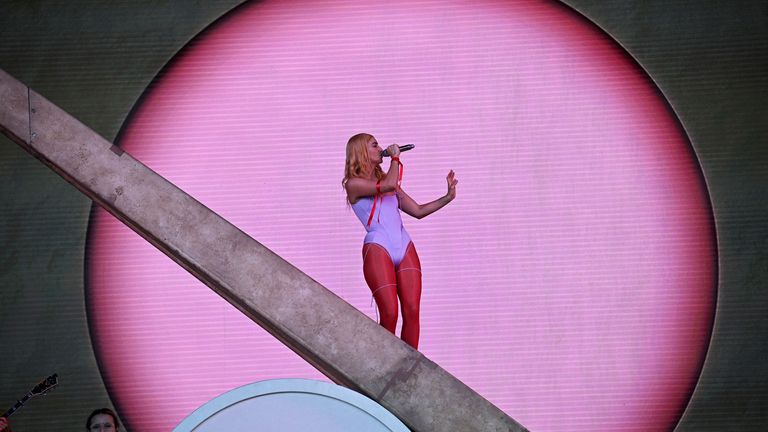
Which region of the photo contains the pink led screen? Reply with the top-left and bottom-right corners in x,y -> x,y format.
87,0 -> 716,430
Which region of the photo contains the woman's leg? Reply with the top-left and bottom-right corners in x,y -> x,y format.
396,242 -> 422,349
362,243 -> 399,334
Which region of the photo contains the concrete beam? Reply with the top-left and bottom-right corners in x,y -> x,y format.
0,68 -> 528,432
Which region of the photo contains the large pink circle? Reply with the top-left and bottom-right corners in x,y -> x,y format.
88,1 -> 715,430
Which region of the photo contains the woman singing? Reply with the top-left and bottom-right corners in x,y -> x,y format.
343,133 -> 457,349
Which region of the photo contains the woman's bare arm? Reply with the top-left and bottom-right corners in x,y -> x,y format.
398,170 -> 458,219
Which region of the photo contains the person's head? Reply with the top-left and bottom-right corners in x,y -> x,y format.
343,132 -> 384,187
86,408 -> 120,432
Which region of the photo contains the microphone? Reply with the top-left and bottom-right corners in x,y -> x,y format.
381,144 -> 415,157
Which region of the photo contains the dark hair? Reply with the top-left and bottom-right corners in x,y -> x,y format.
85,408 -> 120,430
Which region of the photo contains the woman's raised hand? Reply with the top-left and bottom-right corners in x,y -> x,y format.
446,170 -> 458,201
387,144 -> 401,159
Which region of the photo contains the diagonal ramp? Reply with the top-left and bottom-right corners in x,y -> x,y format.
0,68 -> 527,432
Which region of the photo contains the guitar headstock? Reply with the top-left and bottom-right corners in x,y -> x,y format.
30,373 -> 59,396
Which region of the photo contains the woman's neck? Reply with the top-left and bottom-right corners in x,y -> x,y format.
367,164 -> 378,180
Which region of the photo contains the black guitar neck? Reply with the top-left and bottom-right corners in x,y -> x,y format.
2,393 -> 31,418
2,374 -> 58,419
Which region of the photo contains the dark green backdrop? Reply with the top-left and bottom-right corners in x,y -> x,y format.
1,1 -> 766,430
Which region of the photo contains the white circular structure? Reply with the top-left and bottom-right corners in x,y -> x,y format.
172,379 -> 410,432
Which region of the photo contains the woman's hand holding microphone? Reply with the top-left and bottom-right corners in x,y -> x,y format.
386,144 -> 401,160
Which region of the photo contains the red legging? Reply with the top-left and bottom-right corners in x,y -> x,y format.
362,242 -> 422,349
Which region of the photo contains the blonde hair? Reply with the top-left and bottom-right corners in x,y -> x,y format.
342,133 -> 384,191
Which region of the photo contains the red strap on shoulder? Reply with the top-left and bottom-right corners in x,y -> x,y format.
367,181 -> 382,227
